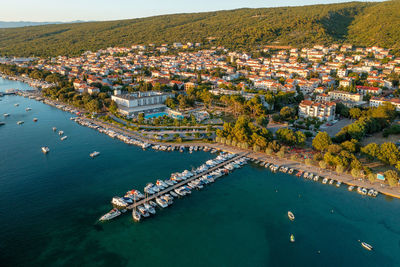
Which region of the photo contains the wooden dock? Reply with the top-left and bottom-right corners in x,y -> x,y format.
126,153 -> 248,210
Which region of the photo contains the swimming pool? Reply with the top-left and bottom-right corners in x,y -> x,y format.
144,112 -> 168,119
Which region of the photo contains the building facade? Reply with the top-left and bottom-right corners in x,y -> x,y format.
111,91 -> 174,116
299,100 -> 336,121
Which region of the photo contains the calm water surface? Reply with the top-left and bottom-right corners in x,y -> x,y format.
0,77 -> 400,267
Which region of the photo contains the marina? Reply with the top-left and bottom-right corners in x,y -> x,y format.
1,78 -> 400,266
99,152 -> 248,221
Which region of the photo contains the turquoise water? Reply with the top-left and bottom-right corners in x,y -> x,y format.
1,77 -> 400,266
145,112 -> 168,119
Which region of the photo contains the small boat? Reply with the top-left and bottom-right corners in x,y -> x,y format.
33,118 -> 38,122
58,130 -> 64,136
90,151 -> 100,158
132,210 -> 141,222
336,181 -> 341,187
60,136 -> 68,141
361,241 -> 373,251
41,147 -> 50,154
17,121 -> 24,125
288,211 -> 295,221
290,234 -> 295,243
329,179 -> 335,185
99,208 -> 121,221
0,122 -> 5,126
14,103 -> 19,107
25,108 -> 31,111
348,185 -> 354,191
3,113 -> 10,117
322,178 -> 328,184
52,127 -> 57,131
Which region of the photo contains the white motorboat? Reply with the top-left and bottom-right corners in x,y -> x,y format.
60,136 -> 68,141
17,121 -> 24,125
58,130 -> 64,136
288,211 -> 295,221
156,197 -> 168,208
132,210 -> 141,222
4,113 -> 10,117
90,151 -> 100,158
348,185 -> 354,191
99,208 -> 121,221
361,241 -> 373,251
111,197 -> 128,208
41,146 -> 50,154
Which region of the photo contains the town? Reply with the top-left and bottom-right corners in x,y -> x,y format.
1,42 -> 400,191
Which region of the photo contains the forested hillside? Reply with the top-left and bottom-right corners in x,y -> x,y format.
0,1 -> 398,57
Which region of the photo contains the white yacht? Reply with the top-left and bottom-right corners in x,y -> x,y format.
288,211 -> 295,221
60,136 -> 68,141
137,206 -> 150,217
90,151 -> 100,158
58,130 -> 64,136
111,197 -> 128,208
25,107 -> 32,111
99,208 -> 121,221
144,203 -> 156,214
348,185 -> 354,191
156,197 -> 168,208
132,209 -> 141,222
361,242 -> 373,251
322,178 -> 328,184
14,103 -> 19,107
41,147 -> 50,154
3,113 -> 10,117
17,121 -> 24,125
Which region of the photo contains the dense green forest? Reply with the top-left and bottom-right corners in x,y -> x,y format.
0,1 -> 399,57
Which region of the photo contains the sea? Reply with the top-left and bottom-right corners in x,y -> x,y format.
0,77 -> 400,267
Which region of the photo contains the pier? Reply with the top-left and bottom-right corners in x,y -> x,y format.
126,152 -> 248,210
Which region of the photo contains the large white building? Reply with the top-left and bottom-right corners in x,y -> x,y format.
111,91 -> 174,116
328,90 -> 366,107
370,97 -> 400,111
299,100 -> 336,121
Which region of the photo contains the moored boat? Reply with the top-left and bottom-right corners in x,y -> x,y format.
99,208 -> 121,221
361,241 -> 373,251
290,234 -> 295,243
41,146 -> 50,154
288,211 -> 295,221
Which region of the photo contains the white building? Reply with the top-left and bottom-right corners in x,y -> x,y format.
370,97 -> 400,111
111,91 -> 174,116
299,100 -> 336,121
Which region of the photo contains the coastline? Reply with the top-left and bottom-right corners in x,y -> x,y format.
11,86 -> 400,201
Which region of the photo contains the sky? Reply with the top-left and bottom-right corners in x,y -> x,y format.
0,0 -> 384,22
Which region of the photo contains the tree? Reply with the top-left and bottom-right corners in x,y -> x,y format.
312,131 -> 332,151
351,168 -> 360,178
378,142 -> 400,165
279,106 -> 296,121
367,173 -> 376,183
336,165 -> 345,174
109,100 -> 118,113
327,144 -> 342,154
361,143 -> 380,160
384,170 -> 399,187
341,140 -> 357,153
349,108 -> 362,119
85,99 -> 100,112
319,160 -> 327,169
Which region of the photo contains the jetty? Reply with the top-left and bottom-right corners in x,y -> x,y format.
125,152 -> 248,211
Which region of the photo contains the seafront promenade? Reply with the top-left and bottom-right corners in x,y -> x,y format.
16,89 -> 400,200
